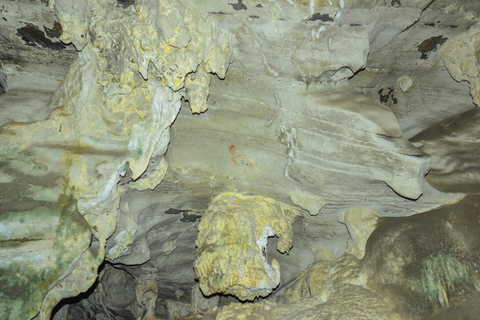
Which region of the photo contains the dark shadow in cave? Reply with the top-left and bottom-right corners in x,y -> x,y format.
49,261 -> 106,320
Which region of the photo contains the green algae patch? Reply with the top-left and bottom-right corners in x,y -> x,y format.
0,262 -> 57,319
0,206 -> 59,241
135,147 -> 144,160
407,253 -> 480,307
0,195 -> 91,320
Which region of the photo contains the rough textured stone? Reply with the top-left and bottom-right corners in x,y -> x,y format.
202,284 -> 400,320
441,23 -> 480,106
350,0 -> 479,138
283,254 -> 363,304
167,82 -> 460,214
191,284 -> 220,313
194,193 -> 299,301
1,0 -> 480,319
0,0 -> 232,318
0,0 -> 75,65
338,208 -> 378,259
0,195 -> 94,320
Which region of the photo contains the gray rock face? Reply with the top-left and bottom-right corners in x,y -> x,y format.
349,0 -> 478,139
0,0 -> 74,127
0,0 -> 479,320
412,107 -> 480,194
361,196 -> 480,319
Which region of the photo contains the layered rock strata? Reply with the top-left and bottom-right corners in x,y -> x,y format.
0,0 -> 479,319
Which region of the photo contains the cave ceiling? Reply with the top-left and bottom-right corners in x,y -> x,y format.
0,0 -> 480,319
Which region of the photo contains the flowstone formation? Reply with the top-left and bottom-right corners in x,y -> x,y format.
2,0 -> 480,319
194,193 -> 299,301
0,0 -> 232,319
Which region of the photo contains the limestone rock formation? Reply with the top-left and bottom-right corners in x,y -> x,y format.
283,253 -> 363,304
441,23 -> 480,106
0,0 -> 232,319
338,208 -> 378,259
194,193 -> 298,301
412,107 -> 480,194
361,196 -> 480,319
349,0 -> 478,138
199,197 -> 480,320
1,0 -> 480,319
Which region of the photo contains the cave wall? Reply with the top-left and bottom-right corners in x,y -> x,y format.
0,0 -> 479,319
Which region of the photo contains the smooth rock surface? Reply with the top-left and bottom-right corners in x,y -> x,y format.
350,0 -> 479,138
412,103 -> 480,194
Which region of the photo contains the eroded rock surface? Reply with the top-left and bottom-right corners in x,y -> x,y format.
441,23 -> 480,107
361,196 -> 480,319
194,197 -> 480,320
194,193 -> 298,301
0,0 -> 232,318
349,0 -> 479,138
1,0 -> 480,319
412,107 -> 480,194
